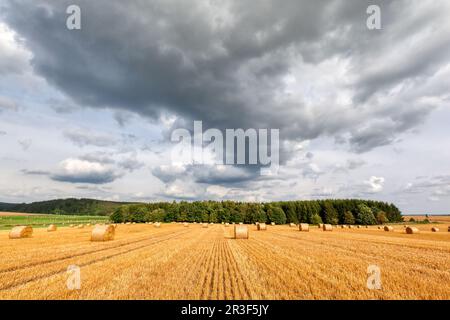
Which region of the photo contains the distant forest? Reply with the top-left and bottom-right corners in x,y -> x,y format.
0,198 -> 132,216
110,199 -> 402,225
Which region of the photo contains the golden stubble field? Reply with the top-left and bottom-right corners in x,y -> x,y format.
0,222 -> 449,300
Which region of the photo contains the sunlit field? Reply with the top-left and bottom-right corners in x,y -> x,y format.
1,221 -> 449,300
0,213 -> 108,230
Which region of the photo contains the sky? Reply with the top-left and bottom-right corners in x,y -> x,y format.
0,0 -> 449,214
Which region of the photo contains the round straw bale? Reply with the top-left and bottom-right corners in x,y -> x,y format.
183,222 -> 189,227
91,224 -> 115,242
69,224 -> 75,228
86,223 -> 91,226
384,226 -> 394,232
77,224 -> 84,229
406,226 -> 419,234
202,223 -> 208,228
377,226 -> 382,229
341,225 -> 346,228
225,223 -> 229,227
239,222 -> 243,225
126,222 -> 131,225
289,223 -> 296,227
357,225 -> 361,229
323,224 -> 333,231
234,225 -> 249,239
154,222 -> 161,228
348,225 -> 353,229
47,224 -> 57,232
298,223 -> 309,232
318,223 -> 324,228
9,226 -> 33,239
431,227 -> 439,232
271,222 -> 275,226
448,226 -> 450,232
257,223 -> 267,231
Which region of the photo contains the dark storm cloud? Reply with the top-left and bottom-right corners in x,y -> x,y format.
2,0 -> 448,154
51,171 -> 119,184
152,164 -> 259,186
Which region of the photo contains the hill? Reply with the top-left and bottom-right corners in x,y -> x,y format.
0,198 -> 135,216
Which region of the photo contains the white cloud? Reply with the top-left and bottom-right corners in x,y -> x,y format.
364,176 -> 385,193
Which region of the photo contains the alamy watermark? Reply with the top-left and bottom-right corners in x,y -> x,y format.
66,5 -> 81,30
367,264 -> 382,290
367,5 -> 381,30
171,121 -> 279,176
66,264 -> 81,290
66,4 -> 381,31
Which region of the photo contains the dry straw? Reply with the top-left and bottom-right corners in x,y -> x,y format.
234,225 -> 249,239
69,224 -> 75,228
9,226 -> 33,239
91,224 -> 115,242
431,227 -> 439,232
289,223 -> 296,227
322,224 -> 333,231
202,223 -> 208,228
384,226 -> 394,232
225,223 -> 229,227
298,223 -> 309,232
318,223 -> 324,228
405,226 -> 419,234
77,224 -> 84,229
341,225 -> 346,229
47,224 -> 57,232
257,223 -> 267,231
154,222 -> 161,228
183,222 -> 189,227
271,222 -> 275,226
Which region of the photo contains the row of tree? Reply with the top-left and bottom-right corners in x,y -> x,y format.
110,199 -> 402,225
0,198 -> 131,215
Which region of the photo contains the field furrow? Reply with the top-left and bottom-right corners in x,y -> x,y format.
0,224 -> 448,299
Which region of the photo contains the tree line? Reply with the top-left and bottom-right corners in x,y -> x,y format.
110,199 -> 402,225
0,198 -> 132,216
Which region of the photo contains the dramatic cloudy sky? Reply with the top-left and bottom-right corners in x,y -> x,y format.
1,0 -> 449,214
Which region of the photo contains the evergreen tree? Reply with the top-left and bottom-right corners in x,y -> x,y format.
323,201 -> 339,225
266,205 -> 287,225
343,211 -> 355,225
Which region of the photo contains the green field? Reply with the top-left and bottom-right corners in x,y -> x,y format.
0,214 -> 109,230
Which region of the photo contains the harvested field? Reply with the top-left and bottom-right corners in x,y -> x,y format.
403,215 -> 450,224
0,223 -> 449,299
